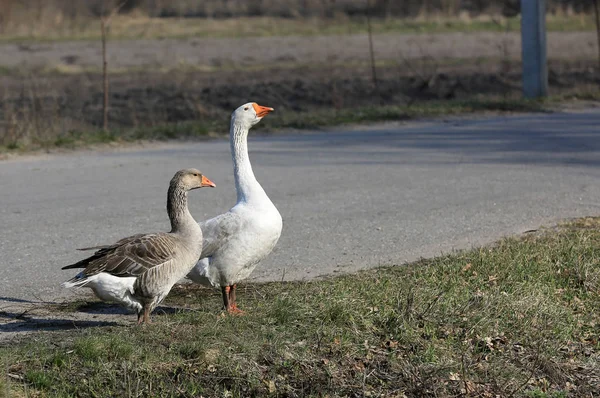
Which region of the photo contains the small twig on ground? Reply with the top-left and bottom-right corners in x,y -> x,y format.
399,288 -> 414,320
7,373 -> 23,381
416,290 -> 444,320
506,333 -> 543,397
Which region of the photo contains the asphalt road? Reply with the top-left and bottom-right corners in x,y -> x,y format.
2,110 -> 600,305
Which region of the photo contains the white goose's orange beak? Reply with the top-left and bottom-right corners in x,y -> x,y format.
252,103 -> 274,118
201,175 -> 216,188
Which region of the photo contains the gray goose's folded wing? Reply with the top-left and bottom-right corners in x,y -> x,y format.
62,233 -> 178,278
75,234 -> 148,252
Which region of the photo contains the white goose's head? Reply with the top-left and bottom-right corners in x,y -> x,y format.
231,102 -> 274,129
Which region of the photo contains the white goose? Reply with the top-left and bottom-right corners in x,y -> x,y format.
187,103 -> 283,313
62,169 -> 216,324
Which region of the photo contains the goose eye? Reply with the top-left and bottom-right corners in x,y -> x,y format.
244,107 -> 249,111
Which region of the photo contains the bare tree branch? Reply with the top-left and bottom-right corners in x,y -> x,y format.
103,0 -> 128,28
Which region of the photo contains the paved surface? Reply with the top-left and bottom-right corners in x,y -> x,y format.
2,110 -> 600,306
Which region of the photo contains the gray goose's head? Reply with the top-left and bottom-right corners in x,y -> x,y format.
170,168 -> 216,191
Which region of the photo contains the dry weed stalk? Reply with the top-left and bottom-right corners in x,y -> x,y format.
396,40 -> 439,104
100,1 -> 128,132
366,0 -> 381,103
594,0 -> 600,74
492,15 -> 514,98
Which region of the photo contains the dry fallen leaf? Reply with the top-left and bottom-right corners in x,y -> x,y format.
384,340 -> 399,349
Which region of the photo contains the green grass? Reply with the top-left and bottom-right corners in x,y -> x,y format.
0,14 -> 596,43
0,97 -> 553,154
3,92 -> 599,154
1,218 -> 599,397
266,97 -> 550,130
0,120 -> 221,153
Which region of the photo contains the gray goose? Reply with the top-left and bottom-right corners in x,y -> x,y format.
62,168 -> 216,324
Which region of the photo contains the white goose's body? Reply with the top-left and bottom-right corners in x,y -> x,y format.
188,196 -> 282,288
187,103 -> 282,311
62,169 -> 216,323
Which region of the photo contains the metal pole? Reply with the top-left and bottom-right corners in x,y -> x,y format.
520,0 -> 548,98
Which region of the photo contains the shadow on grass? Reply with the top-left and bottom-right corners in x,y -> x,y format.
0,296 -> 58,305
0,299 -> 199,339
0,311 -> 120,335
74,300 -> 199,316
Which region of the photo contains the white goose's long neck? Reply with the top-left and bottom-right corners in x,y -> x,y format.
231,121 -> 268,204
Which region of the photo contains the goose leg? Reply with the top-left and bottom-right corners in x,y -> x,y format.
221,285 -> 231,311
138,304 -> 152,324
144,306 -> 152,324
229,284 -> 237,309
228,284 -> 245,314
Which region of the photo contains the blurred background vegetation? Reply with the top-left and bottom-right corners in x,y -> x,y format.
0,0 -> 598,151
0,0 -> 597,39
1,0 -> 597,22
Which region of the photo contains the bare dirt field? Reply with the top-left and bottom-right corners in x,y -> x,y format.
1,32 -> 596,70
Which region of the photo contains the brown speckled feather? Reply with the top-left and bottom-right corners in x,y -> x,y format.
62,233 -> 179,278
75,234 -> 147,252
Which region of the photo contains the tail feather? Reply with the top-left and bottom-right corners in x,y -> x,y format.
61,274 -> 89,289
77,245 -> 110,251
62,250 -> 108,270
62,261 -> 87,270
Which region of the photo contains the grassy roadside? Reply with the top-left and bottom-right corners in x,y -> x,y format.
1,218 -> 599,397
4,92 -> 600,155
0,96 -> 576,155
0,14 -> 596,43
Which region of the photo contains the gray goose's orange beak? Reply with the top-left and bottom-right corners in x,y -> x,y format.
201,175 -> 216,188
252,103 -> 274,118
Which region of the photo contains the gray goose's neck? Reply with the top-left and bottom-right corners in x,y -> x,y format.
167,184 -> 199,236
231,121 -> 268,204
